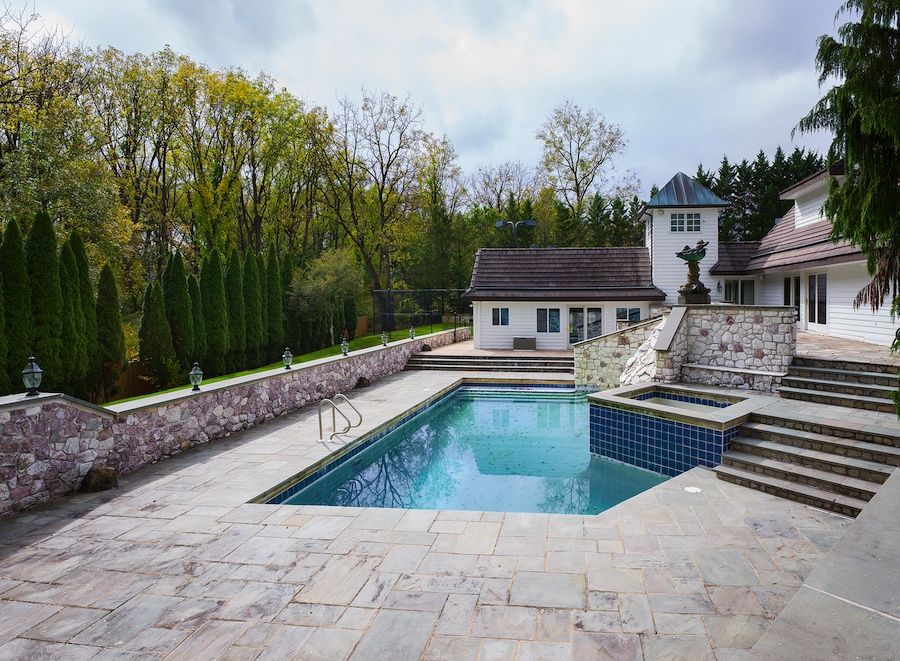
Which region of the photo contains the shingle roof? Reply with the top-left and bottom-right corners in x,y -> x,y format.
744,206 -> 860,272
647,172 -> 727,208
710,242 -> 761,275
462,247 -> 667,302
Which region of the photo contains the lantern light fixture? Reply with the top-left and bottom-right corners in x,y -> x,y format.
21,356 -> 43,397
189,362 -> 203,391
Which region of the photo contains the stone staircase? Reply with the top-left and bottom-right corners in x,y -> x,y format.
777,356 -> 898,413
715,356 -> 900,517
404,353 -> 575,374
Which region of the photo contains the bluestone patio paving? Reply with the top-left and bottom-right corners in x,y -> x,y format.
0,370 -> 858,659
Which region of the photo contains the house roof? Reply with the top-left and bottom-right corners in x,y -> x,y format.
462,247 -> 667,302
647,172 -> 727,208
710,242 -> 762,275
743,206 -> 861,273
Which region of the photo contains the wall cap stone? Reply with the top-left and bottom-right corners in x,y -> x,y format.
0,392 -> 115,418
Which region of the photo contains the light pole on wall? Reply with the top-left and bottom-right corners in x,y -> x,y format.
495,219 -> 536,248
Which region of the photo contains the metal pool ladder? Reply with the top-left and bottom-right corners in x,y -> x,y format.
318,394 -> 363,441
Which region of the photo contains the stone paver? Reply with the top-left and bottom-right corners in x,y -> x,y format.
0,370 -> 856,659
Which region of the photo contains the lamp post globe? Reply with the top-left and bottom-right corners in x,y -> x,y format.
189,362 -> 203,392
21,356 -> 43,397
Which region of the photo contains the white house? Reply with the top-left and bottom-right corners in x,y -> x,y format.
712,164 -> 896,346
464,167 -> 897,350
463,172 -> 725,350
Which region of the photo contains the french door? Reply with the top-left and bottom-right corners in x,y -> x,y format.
807,273 -> 827,332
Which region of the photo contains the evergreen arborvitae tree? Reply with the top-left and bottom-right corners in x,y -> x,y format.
94,263 -> 126,403
257,252 -> 268,350
25,211 -> 63,391
280,251 -> 297,350
0,220 -> 31,390
0,274 -> 9,394
243,249 -> 264,367
224,248 -> 246,372
139,281 -> 178,387
266,247 -> 283,356
187,273 -> 206,365
70,231 -> 98,400
200,248 -> 228,376
163,251 -> 194,372
60,240 -> 88,393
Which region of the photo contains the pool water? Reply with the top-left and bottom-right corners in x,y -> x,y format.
282,387 -> 667,515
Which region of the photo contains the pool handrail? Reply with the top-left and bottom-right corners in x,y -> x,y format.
318,394 -> 363,441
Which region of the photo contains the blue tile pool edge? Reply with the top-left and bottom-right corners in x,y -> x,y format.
252,379 -> 579,506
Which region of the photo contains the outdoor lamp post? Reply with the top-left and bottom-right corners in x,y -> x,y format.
341,338 -> 349,356
409,326 -> 415,340
189,362 -> 203,392
282,347 -> 293,369
21,356 -> 43,397
381,330 -> 388,346
494,218 -> 536,248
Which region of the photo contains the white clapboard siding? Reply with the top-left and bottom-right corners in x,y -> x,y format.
649,208 -> 721,304
824,262 -> 896,346
473,300 -> 653,349
793,181 -> 828,228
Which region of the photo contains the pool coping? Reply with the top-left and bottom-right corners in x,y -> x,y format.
586,382 -> 778,431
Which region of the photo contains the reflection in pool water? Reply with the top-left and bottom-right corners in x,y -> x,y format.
283,388 -> 667,515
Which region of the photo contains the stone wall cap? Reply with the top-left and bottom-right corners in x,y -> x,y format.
0,392 -> 115,418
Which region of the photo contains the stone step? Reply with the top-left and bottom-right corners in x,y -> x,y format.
780,375 -> 895,399
713,464 -> 867,517
409,355 -> 574,364
741,421 -> 900,466
777,385 -> 896,413
748,411 -> 900,448
787,365 -> 898,387
404,363 -> 575,373
730,436 -> 893,484
792,355 -> 900,375
721,450 -> 879,502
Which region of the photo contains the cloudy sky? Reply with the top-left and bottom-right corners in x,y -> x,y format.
37,0 -> 844,197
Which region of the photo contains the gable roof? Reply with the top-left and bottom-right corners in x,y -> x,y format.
710,241 -> 762,275
647,172 -> 727,208
462,247 -> 666,302
743,206 -> 860,273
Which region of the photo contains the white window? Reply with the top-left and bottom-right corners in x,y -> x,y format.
537,308 -> 560,333
491,308 -> 509,326
616,307 -> 641,326
724,280 -> 755,304
671,212 -> 701,232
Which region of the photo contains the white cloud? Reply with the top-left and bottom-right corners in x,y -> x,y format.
33,0 -> 843,195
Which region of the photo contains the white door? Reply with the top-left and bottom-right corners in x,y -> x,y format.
807,273 -> 827,333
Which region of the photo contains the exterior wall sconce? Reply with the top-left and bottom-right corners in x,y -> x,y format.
716,281 -> 723,293
189,362 -> 203,391
282,347 -> 293,369
22,356 -> 43,397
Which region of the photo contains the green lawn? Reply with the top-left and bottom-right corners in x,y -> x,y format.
112,322 -> 466,404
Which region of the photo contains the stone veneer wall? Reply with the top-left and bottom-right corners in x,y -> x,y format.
583,306 -> 796,391
573,319 -> 661,389
0,328 -> 470,517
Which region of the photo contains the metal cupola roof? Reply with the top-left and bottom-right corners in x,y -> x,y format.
647,171 -> 727,208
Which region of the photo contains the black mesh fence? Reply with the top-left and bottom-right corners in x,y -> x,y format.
372,289 -> 472,335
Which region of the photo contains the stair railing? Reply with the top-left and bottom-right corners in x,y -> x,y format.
318,393 -> 363,441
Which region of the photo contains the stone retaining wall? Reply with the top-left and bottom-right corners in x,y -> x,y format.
573,319 -> 660,389
0,328 -> 470,517
579,305 -> 796,391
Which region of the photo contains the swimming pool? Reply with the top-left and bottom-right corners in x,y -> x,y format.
271,386 -> 667,515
